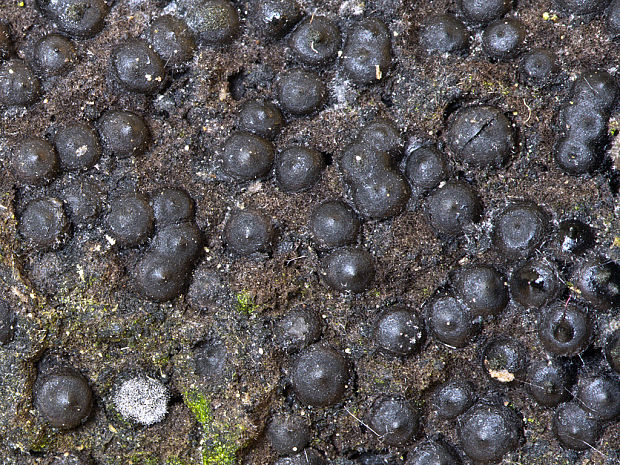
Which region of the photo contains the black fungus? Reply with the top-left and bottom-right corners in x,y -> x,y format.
352,170 -> 411,219
432,379 -> 476,419
576,376 -> 620,420
519,48 -> 558,86
481,337 -> 528,385
342,18 -> 392,85
19,198 -> 70,250
509,258 -> 560,308
221,131 -> 275,181
0,59 -> 41,107
426,296 -> 480,347
573,258 -> 620,310
54,121 -> 102,171
133,252 -> 190,302
34,367 -> 93,429
0,300 -> 15,345
572,69 -> 618,112
106,193 -> 154,247
459,0 -> 511,25
111,39 -> 166,94
224,209 -> 274,255
33,34 -> 77,76
194,339 -> 228,379
527,359 -> 570,407
275,146 -> 325,192
405,439 -> 462,465
493,202 -> 548,259
374,307 -> 425,357
238,99 -> 284,139
553,402 -> 601,450
182,0 -> 239,44
322,247 -> 375,293
12,137 -> 59,185
418,14 -> 469,55
558,103 -> 608,145
98,110 -> 150,159
276,308 -> 322,353
482,18 -> 525,60
277,68 -> 327,115
309,200 -> 360,249
458,403 -> 522,463
62,179 -> 104,226
557,219 -> 594,255
267,414 -> 311,455
454,265 -> 508,317
447,105 -> 514,168
290,16 -> 341,66
538,302 -> 592,356
253,0 -> 301,38
151,188 -> 195,226
0,23 -> 12,60
36,0 -> 108,38
340,142 -> 392,182
291,344 -> 348,406
606,329 -> 620,373
148,15 -> 196,69
405,145 -> 449,195
608,0 -> 620,36
425,181 -> 482,236
367,396 -> 420,446
151,222 -> 203,265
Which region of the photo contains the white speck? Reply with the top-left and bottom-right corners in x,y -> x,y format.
105,235 -> 116,246
113,376 -> 169,426
145,74 -> 153,81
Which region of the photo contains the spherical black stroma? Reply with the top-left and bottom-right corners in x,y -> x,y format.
106,193 -> 154,247
33,34 -> 77,76
405,145 -> 449,195
182,0 -> 240,44
34,367 -> 93,429
418,14 -> 469,55
576,376 -> 620,421
374,307 -> 425,357
425,181 -> 482,236
352,169 -> 410,220
276,308 -> 322,353
405,439 -> 462,465
12,137 -> 59,185
538,302 -> 592,357
322,247 -> 375,293
0,59 -> 41,107
493,202 -> 549,259
342,18 -> 392,85
574,258 -> 620,310
481,336 -> 528,385
291,344 -> 348,407
133,251 -> 191,302
519,48 -> 559,87
458,403 -> 522,463
447,105 -> 514,168
459,0 -> 511,25
253,0 -> 301,38
427,295 -> 480,348
19,197 -> 70,251
36,0 -> 109,38
526,359 -> 570,407
277,68 -> 327,116
553,402 -> 602,450
432,379 -> 476,419
238,99 -> 284,139
98,110 -> 151,159
151,222 -> 203,265
454,265 -> 508,317
224,209 -> 274,255
557,219 -> 594,255
111,39 -> 166,94
275,146 -> 325,193
148,15 -> 196,69
509,258 -> 560,309
267,414 -> 311,455
221,131 -> 275,181
54,121 -> 102,171
290,16 -> 341,67
151,187 -> 195,226
482,18 -> 525,60
309,200 -> 360,249
368,396 -> 420,446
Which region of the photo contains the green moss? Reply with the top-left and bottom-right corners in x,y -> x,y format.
234,291 -> 257,315
183,391 -> 243,465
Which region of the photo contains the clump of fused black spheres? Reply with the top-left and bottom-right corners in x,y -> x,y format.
342,18 -> 392,85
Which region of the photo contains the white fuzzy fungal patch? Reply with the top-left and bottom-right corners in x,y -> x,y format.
113,376 -> 169,426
